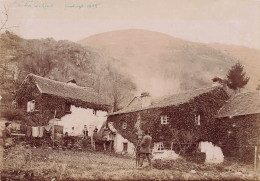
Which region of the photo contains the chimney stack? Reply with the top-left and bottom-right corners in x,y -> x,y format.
140,92 -> 151,108
212,77 -> 227,90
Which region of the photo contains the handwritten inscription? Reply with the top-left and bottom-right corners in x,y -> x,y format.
65,4 -> 84,9
15,0 -> 99,9
65,3 -> 98,9
16,0 -> 54,8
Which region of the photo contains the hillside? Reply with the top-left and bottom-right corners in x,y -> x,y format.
78,29 -> 260,97
208,43 -> 260,89
0,31 -> 136,110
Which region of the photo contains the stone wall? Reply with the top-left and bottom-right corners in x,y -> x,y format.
215,114 -> 260,162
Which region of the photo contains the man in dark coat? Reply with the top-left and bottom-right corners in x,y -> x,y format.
139,130 -> 152,169
82,125 -> 88,139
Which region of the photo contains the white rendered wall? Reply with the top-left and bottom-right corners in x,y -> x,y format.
107,122 -> 135,155
200,141 -> 224,164
113,132 -> 135,155
60,105 -> 107,136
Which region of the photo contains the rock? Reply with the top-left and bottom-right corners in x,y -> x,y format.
203,173 -> 208,176
190,170 -> 196,174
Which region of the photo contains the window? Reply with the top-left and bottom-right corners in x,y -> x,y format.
123,142 -> 128,152
93,109 -> 97,115
65,103 -> 71,113
108,122 -> 114,128
122,122 -> 127,129
153,142 -> 164,153
157,142 -> 164,151
27,100 -> 35,112
195,114 -> 201,126
161,115 -> 169,124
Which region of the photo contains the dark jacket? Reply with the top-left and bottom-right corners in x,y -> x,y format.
140,134 -> 152,153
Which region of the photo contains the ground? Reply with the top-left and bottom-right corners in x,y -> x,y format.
2,144 -> 260,181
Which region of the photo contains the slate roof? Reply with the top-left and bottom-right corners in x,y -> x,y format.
216,91 -> 260,118
27,74 -> 110,108
109,86 -> 220,116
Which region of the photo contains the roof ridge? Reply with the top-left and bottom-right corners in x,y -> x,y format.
110,85 -> 221,116
216,91 -> 260,118
236,91 -> 260,95
154,85 -> 218,102
30,73 -> 97,93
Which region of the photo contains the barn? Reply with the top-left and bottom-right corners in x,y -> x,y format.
215,91 -> 260,163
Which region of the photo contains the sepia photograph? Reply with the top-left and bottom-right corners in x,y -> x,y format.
0,0 -> 260,180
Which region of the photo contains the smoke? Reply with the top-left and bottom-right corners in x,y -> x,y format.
134,75 -> 181,98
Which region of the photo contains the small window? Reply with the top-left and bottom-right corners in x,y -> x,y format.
27,100 -> 35,112
158,143 -> 164,151
122,122 -> 127,129
161,115 -> 169,124
153,142 -> 165,153
195,114 -> 201,126
65,103 -> 71,113
123,142 -> 128,152
108,122 -> 114,128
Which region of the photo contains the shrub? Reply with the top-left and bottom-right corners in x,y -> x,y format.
0,108 -> 25,121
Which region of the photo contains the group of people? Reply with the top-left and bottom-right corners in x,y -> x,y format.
65,125 -> 89,138
1,121 -> 153,168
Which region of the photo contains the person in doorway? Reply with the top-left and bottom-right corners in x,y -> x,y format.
93,126 -> 98,139
82,125 -> 88,139
139,130 -> 152,169
70,127 -> 76,145
63,132 -> 69,148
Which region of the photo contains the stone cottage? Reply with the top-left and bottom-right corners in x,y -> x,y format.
15,74 -> 111,135
107,85 -> 229,155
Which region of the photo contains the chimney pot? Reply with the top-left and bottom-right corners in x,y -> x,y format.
140,92 -> 151,108
212,76 -> 228,91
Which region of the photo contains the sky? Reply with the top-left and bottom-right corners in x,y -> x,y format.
1,0 -> 260,49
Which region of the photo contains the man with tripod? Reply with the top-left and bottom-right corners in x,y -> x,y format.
139,130 -> 152,169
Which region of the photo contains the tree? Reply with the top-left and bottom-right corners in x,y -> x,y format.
226,62 -> 249,92
111,73 -> 126,112
0,5 -> 8,33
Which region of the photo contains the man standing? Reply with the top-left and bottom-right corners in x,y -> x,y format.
139,130 -> 152,169
82,125 -> 88,139
3,122 -> 11,148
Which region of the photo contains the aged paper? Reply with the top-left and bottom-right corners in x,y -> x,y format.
0,0 -> 260,180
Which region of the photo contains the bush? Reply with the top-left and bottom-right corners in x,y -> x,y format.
0,108 -> 25,121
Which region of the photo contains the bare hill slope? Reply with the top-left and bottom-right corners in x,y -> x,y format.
78,29 -> 260,97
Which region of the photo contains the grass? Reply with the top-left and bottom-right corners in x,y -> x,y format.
2,144 -> 260,181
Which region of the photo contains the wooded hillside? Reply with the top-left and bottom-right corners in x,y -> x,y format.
0,31 -> 136,110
